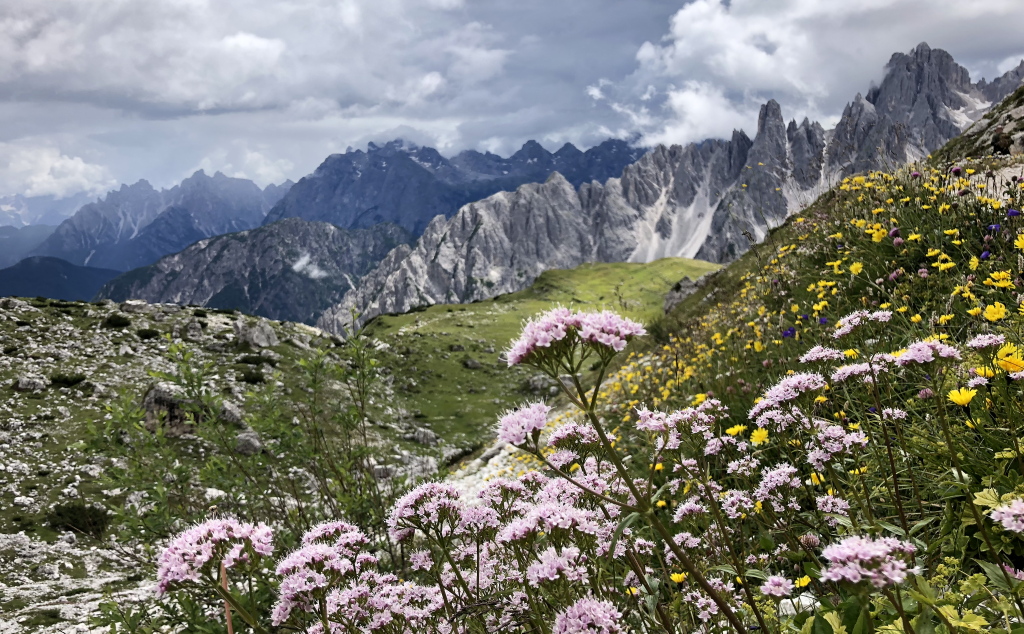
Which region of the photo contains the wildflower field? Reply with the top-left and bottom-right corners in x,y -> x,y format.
141,155 -> 1024,634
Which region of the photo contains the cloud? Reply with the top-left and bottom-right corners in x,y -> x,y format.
1,0 -> 1023,199
291,253 -> 328,280
0,142 -> 115,198
597,0 -> 1024,147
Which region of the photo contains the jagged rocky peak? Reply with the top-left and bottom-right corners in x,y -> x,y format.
317,43 -> 1024,337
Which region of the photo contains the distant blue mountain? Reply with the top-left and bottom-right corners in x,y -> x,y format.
0,256 -> 119,301
264,138 -> 646,234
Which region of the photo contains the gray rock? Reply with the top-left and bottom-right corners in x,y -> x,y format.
663,277 -> 699,314
184,319 -> 204,341
142,382 -> 192,437
462,358 -> 482,369
120,300 -> 152,314
234,318 -> 279,348
14,374 -> 49,392
220,401 -> 244,426
411,427 -> 439,446
235,429 -> 263,456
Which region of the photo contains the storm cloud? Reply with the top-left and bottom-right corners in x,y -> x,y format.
0,0 -> 1021,198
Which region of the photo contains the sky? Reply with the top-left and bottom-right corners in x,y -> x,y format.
1,0 -> 1023,200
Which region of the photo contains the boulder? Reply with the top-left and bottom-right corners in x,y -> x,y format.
142,382 -> 193,437
234,318 -> 279,348
220,401 -> 245,426
411,427 -> 439,446
235,429 -> 263,456
663,276 -> 699,313
14,374 -> 49,392
462,358 -> 482,369
120,299 -> 153,314
185,319 -> 204,341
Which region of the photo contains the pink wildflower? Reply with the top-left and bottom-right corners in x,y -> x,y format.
497,402 -> 551,445
760,575 -> 794,597
156,518 -> 273,595
552,597 -> 623,634
821,536 -> 918,588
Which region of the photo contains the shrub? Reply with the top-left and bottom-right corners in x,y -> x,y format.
192,309 -> 208,317
102,314 -> 131,329
137,328 -> 161,340
46,502 -> 110,538
239,368 -> 265,384
237,354 -> 275,367
49,373 -> 86,388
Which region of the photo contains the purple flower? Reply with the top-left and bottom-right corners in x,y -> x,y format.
497,402 -> 551,446
893,237 -> 904,247
992,499 -> 1024,533
506,308 -> 645,366
799,346 -> 845,364
749,373 -> 826,418
917,388 -> 935,399
967,333 -> 1005,349
989,224 -> 1001,231
819,317 -> 829,325
911,171 -> 921,178
821,536 -> 919,588
981,251 -> 991,260
782,327 -> 796,338
894,340 -> 961,366
156,518 -> 274,595
1009,209 -> 1022,217
888,227 -> 900,237
951,166 -> 962,176
760,575 -> 794,597
552,597 -> 623,634
918,268 -> 929,278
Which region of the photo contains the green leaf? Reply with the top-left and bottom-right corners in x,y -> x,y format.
976,558 -> 1016,593
823,612 -> 848,634
808,615 -> 834,634
607,512 -> 640,563
973,488 -> 1001,508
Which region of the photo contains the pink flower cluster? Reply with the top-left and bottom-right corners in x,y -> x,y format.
497,402 -> 552,445
833,310 -> 891,339
749,373 -> 826,419
387,482 -> 464,542
894,339 -> 961,366
760,575 -> 794,597
799,346 -> 846,363
506,308 -> 645,366
156,518 -> 274,595
991,499 -> 1024,533
821,536 -> 919,588
552,597 -> 623,634
272,521 -> 376,625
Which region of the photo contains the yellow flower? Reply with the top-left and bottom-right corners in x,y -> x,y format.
910,314 -> 923,323
809,473 -> 825,485
907,233 -> 921,241
969,256 -> 979,271
844,349 -> 859,358
795,576 -> 812,588
967,307 -> 982,316
670,573 -> 688,584
625,587 -> 639,596
937,314 -> 954,325
849,262 -> 864,275
654,462 -> 664,471
996,344 -> 1024,372
947,388 -> 977,407
975,367 -> 995,378
1015,234 -> 1024,250
726,424 -> 748,436
751,428 -> 769,445
937,261 -> 956,272
656,500 -> 668,508
983,302 -> 1008,322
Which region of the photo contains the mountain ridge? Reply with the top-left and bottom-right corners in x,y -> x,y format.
318,43 -> 1024,335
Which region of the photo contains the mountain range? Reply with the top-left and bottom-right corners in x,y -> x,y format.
27,43 -> 1024,334
30,171 -> 293,272
262,138 -> 647,235
318,43 -> 1024,334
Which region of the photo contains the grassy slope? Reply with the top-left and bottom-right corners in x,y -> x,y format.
364,258 -> 720,444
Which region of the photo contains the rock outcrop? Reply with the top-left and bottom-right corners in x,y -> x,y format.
96,218 -> 410,325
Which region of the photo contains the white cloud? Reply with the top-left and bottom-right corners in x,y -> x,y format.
601,0 -> 1024,147
0,142 -> 115,198
291,253 -> 328,280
